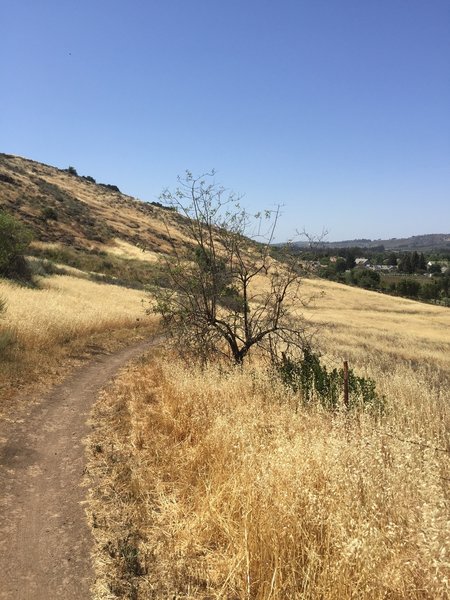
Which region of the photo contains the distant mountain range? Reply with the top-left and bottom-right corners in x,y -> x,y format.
289,234 -> 450,252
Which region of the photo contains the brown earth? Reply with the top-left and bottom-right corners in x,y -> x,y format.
0,337 -> 158,600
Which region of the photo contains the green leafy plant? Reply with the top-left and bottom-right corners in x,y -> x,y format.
278,348 -> 384,411
0,211 -> 33,280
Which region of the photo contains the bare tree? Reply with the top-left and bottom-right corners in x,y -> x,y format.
151,171 -> 313,365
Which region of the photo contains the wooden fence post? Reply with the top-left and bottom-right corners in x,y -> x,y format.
343,360 -> 349,408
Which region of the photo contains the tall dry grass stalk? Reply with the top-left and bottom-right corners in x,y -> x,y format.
89,280 -> 450,599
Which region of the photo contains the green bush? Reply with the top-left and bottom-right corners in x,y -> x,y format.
0,211 -> 33,280
350,268 -> 381,289
278,348 -> 384,411
397,279 -> 421,298
41,206 -> 58,221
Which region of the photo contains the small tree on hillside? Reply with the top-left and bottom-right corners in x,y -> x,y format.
151,171 -> 312,365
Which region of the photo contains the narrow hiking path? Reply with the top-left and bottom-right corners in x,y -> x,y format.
0,338 -> 157,600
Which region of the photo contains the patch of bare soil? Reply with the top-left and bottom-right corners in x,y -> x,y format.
0,338 -> 158,600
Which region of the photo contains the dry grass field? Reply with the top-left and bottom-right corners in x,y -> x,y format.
0,274 -> 152,403
88,277 -> 450,599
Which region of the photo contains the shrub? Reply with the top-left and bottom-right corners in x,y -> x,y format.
278,348 -> 383,411
41,206 -> 58,221
352,268 -> 381,289
420,282 -> 440,301
99,183 -> 121,193
397,279 -> 421,298
0,211 -> 33,280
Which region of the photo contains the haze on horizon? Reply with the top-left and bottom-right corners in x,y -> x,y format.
2,1 -> 449,243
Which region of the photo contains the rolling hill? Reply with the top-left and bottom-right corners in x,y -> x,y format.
0,153 -> 191,261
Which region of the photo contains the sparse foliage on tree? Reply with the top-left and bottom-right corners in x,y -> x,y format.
151,171 -> 312,365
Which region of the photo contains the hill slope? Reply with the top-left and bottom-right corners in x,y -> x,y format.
0,153 -> 191,260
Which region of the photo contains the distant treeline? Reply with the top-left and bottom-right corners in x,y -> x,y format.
286,246 -> 450,306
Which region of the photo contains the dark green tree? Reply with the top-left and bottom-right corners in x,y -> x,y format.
418,253 -> 427,271
344,249 -> 356,269
397,279 -> 420,297
420,282 -> 439,301
410,251 -> 420,272
398,254 -> 413,274
440,276 -> 450,296
335,257 -> 347,273
387,252 -> 398,266
354,269 -> 381,290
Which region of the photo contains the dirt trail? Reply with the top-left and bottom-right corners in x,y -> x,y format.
0,338 -> 157,600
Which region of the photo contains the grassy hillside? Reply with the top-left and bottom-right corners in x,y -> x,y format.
88,277 -> 450,599
0,153 -> 191,262
0,273 -> 155,407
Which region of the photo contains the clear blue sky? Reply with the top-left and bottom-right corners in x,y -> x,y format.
2,0 -> 449,242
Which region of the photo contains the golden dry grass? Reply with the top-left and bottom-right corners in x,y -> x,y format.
0,274 -> 152,401
88,280 -> 450,599
300,278 -> 450,369
1,274 -> 146,349
104,239 -> 160,263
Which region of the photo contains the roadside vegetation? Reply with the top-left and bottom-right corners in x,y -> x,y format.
89,281 -> 450,598
0,210 -> 157,402
87,176 -> 450,599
